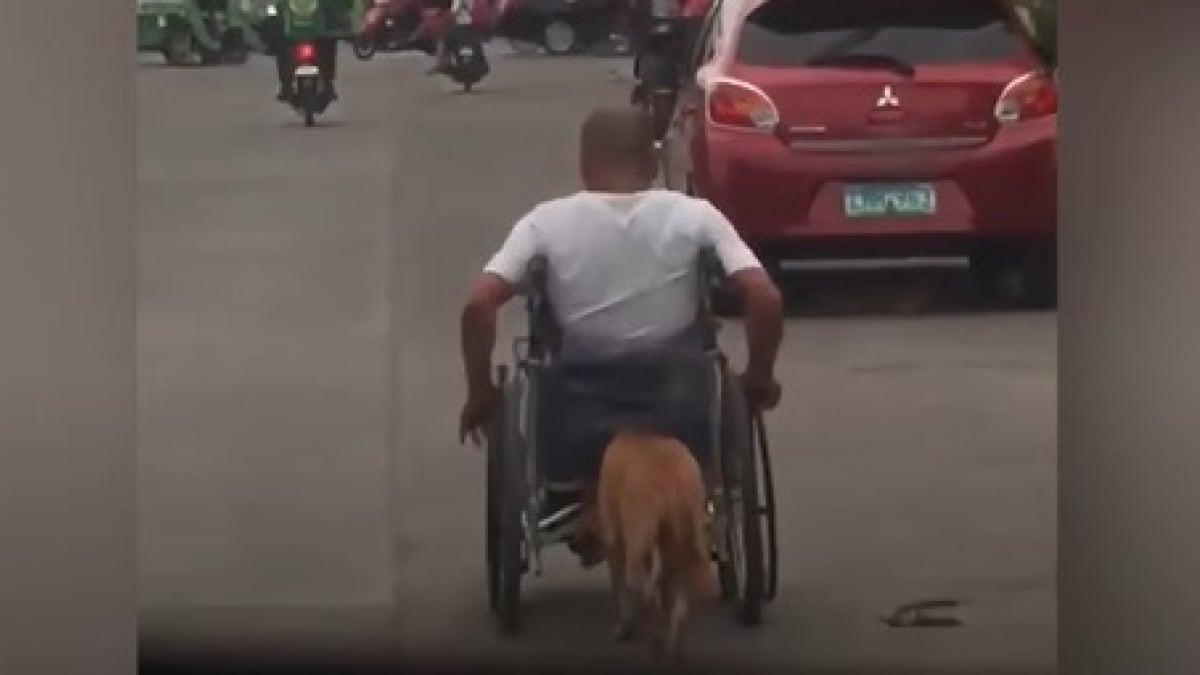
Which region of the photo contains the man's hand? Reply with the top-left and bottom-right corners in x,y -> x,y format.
460,272 -> 518,446
459,381 -> 500,446
727,266 -> 784,412
739,371 -> 782,412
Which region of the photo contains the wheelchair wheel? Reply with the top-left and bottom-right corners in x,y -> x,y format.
753,412 -> 780,601
485,370 -> 503,612
490,366 -> 527,635
717,371 -> 767,626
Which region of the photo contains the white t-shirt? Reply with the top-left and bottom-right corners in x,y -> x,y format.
484,189 -> 761,351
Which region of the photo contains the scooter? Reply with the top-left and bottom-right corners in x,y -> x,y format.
441,15 -> 490,91
287,41 -> 335,127
354,0 -> 425,59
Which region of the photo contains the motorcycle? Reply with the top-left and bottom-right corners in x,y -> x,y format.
287,41 -> 334,126
353,0 -> 426,60
440,12 -> 490,91
630,7 -> 684,141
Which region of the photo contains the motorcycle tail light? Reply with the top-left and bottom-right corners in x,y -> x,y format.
293,42 -> 317,64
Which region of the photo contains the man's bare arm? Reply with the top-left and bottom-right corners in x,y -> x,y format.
461,273 -> 519,393
695,199 -> 784,381
728,267 -> 784,382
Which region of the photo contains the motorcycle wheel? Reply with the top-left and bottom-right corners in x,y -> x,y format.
353,36 -> 376,60
304,110 -> 315,127
453,58 -> 485,91
541,18 -> 578,56
221,29 -> 250,65
163,28 -> 194,66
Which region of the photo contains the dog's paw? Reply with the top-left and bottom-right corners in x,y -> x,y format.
568,535 -> 605,569
578,548 -> 605,569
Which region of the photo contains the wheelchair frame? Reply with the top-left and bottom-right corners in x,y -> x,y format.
484,248 -> 779,635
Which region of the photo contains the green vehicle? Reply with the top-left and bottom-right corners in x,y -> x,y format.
137,0 -> 271,65
255,0 -> 369,56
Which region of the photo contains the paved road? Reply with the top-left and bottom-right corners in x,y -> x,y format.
137,49 -> 1056,673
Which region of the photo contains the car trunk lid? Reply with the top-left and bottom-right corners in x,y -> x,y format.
728,0 -> 1042,151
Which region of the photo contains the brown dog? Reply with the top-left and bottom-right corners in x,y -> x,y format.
591,429 -> 718,662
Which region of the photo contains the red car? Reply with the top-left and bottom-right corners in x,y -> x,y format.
662,0 -> 1057,304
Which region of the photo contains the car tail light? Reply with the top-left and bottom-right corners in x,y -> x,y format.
706,77 -> 780,132
994,71 -> 1057,123
293,42 -> 317,63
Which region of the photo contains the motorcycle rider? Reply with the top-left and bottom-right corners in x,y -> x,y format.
270,0 -> 354,102
630,0 -> 687,140
406,0 -> 479,75
630,0 -> 681,94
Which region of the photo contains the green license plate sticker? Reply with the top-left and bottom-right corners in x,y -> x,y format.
843,183 -> 937,218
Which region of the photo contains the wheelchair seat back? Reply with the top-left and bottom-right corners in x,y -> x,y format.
517,248 -> 730,485
520,246 -> 727,362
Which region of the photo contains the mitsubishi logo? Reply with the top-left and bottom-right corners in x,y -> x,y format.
875,85 -> 901,109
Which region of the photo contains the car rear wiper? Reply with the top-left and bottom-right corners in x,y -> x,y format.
805,26 -> 881,63
805,53 -> 916,77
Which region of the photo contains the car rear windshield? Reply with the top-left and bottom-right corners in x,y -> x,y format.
735,0 -> 1026,68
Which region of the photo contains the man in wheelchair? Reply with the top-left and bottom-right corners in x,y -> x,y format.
458,107 -> 783,556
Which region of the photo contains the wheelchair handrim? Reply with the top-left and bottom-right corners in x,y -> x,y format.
725,486 -> 749,598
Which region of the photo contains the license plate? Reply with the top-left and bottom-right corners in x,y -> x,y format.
294,65 -> 320,76
458,47 -> 474,57
843,183 -> 937,218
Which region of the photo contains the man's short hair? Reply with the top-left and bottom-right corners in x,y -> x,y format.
579,107 -> 658,176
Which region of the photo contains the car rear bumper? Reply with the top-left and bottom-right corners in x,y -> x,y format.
694,116 -> 1056,259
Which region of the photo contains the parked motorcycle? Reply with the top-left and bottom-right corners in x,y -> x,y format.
353,0 -> 428,59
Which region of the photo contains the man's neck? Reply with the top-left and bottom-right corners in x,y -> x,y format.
582,170 -> 654,194
583,180 -> 653,194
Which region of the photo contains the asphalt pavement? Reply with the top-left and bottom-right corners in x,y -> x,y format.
137,47 -> 1056,674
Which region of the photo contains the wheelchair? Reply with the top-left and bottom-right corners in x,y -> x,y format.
484,248 -> 780,635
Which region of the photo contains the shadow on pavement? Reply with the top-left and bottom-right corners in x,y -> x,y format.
141,649 -> 1053,675
773,269 -> 1054,319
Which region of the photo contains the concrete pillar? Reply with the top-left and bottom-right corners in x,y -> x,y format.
0,3 -> 136,674
1061,2 -> 1200,674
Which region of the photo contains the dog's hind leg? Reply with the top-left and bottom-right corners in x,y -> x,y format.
607,546 -> 638,642
621,515 -> 664,646
661,582 -> 690,664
